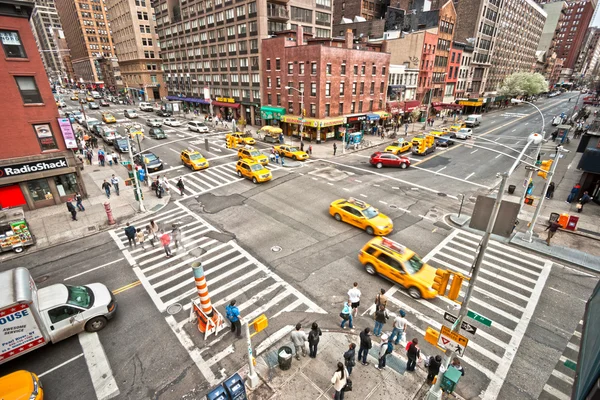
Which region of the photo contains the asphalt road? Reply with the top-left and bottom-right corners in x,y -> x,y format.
1,91 -> 596,400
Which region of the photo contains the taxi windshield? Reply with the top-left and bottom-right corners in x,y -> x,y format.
189,153 -> 203,160
242,132 -> 252,138
289,147 -> 299,152
144,154 -> 158,162
250,164 -> 263,171
249,150 -> 262,157
66,285 -> 93,308
363,206 -> 379,219
405,254 -> 425,274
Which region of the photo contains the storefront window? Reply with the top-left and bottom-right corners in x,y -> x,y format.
26,179 -> 53,202
33,123 -> 59,151
54,173 -> 78,197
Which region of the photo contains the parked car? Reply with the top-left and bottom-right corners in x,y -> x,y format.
164,118 -> 183,127
83,118 -> 101,132
134,151 -> 163,172
148,127 -> 167,139
156,109 -> 171,117
369,152 -> 410,169
455,128 -> 473,140
188,121 -> 209,132
125,109 -> 138,118
146,118 -> 162,127
88,101 -> 99,110
139,102 -> 154,112
100,99 -> 110,107
113,136 -> 131,153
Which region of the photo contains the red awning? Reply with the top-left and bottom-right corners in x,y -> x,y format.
212,101 -> 240,108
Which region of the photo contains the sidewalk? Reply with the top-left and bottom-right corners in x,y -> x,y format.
0,155 -> 169,261
245,330 -> 448,400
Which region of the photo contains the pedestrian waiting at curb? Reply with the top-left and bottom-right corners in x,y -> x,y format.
375,288 -> 387,309
291,323 -> 307,360
566,184 -> 581,203
225,300 -> 242,339
347,282 -> 361,317
451,357 -> 465,376
577,191 -> 592,213
358,327 -> 372,365
124,223 -> 136,247
373,304 -> 389,336
74,192 -> 85,211
545,182 -> 555,199
344,343 -> 356,375
333,142 -> 337,156
406,338 -> 421,371
308,322 -> 322,358
340,301 -> 353,329
375,334 -> 393,370
389,309 -> 407,345
331,362 -> 349,400
425,355 -> 442,383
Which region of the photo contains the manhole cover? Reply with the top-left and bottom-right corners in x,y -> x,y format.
437,193 -> 447,197
271,246 -> 282,252
389,204 -> 398,209
167,303 -> 183,314
37,275 -> 50,283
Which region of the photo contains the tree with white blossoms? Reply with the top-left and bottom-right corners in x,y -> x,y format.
499,72 -> 549,97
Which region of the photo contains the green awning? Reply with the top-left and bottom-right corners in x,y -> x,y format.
260,106 -> 286,120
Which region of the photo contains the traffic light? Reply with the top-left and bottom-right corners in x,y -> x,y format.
537,160 -> 553,179
448,273 -> 464,301
425,135 -> 434,148
432,269 -> 450,296
418,141 -> 426,154
226,136 -> 234,148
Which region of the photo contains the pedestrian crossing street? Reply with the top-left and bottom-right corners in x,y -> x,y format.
109,203 -> 325,384
161,160 -> 284,198
539,320 -> 581,400
373,228 -> 552,400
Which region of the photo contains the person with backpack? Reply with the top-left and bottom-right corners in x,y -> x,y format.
375,334 -> 393,370
176,177 -> 185,196
343,343 -> 356,375
331,362 -> 348,400
358,328 -> 372,365
406,338 -> 421,371
308,322 -> 322,358
225,300 -> 242,339
577,191 -> 593,212
340,301 -> 353,329
375,288 -> 387,309
291,323 -> 307,360
425,355 -> 442,383
373,304 -> 389,336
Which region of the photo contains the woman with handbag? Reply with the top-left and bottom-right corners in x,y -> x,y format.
331,362 -> 348,400
340,301 -> 353,329
343,343 -> 356,375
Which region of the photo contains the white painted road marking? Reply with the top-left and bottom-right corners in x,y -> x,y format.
465,172 -> 475,180
64,258 -> 125,281
38,353 -> 84,378
79,332 -> 120,400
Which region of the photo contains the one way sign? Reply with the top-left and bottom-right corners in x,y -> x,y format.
444,312 -> 477,335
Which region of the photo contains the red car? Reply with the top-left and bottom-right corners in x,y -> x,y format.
370,152 -> 410,169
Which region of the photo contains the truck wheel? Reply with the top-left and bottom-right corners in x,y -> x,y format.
408,287 -> 422,299
364,263 -> 376,275
13,246 -> 24,253
85,316 -> 108,332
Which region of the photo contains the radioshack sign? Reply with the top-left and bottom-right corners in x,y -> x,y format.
0,158 -> 68,178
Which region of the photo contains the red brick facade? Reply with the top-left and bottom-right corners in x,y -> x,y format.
417,31 -> 438,103
445,47 -> 462,98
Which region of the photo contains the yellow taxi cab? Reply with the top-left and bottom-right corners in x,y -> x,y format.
102,112 -> 116,123
273,144 -> 309,161
358,236 -> 438,299
447,121 -> 466,132
86,95 -> 94,102
385,140 -> 413,154
329,197 -> 392,236
0,370 -> 44,400
429,130 -> 447,137
236,159 -> 272,184
181,149 -> 209,170
238,146 -> 268,165
226,132 -> 256,146
71,94 -> 79,101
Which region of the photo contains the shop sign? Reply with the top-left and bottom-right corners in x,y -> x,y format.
0,158 -> 68,179
458,100 -> 483,107
320,118 -> 345,127
346,115 -> 367,123
216,97 -> 235,103
57,118 -> 78,149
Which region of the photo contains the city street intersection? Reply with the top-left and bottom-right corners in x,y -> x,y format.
0,94 -> 598,400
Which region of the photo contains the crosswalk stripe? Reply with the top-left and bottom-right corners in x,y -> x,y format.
567,342 -> 580,352
456,230 -> 547,266
242,289 -> 294,323
236,282 -> 284,313
551,369 -> 574,385
140,237 -> 215,270
180,176 -> 206,191
271,299 -> 307,319
542,384 -> 570,400
186,173 -> 216,189
454,235 -> 545,271
198,170 -> 227,186
208,275 -> 273,310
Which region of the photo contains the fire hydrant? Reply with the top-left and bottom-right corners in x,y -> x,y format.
104,202 -> 116,225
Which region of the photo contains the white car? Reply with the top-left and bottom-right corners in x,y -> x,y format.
163,118 -> 182,127
188,121 -> 209,133
146,118 -> 162,127
75,114 -> 87,125
455,128 -> 473,140
552,116 -> 564,126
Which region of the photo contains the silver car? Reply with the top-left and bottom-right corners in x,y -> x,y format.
147,118 -> 162,127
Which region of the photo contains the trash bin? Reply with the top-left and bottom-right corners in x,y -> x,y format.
549,212 -> 560,223
278,346 -> 293,370
508,185 -> 516,194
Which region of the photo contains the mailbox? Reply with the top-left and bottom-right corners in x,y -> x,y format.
441,366 -> 462,393
223,373 -> 247,400
566,215 -> 579,231
206,385 -> 229,400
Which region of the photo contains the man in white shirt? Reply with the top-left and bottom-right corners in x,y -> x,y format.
110,174 -> 120,196
389,309 -> 407,345
347,282 -> 362,317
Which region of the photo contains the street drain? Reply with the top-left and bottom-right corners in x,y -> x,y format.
167,303 -> 183,314
271,246 -> 282,252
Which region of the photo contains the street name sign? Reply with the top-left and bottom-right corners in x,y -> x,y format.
467,310 -> 492,327
437,325 -> 469,357
443,312 -> 478,335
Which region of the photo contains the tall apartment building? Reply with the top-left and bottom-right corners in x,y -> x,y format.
575,27 -> 600,76
107,0 -> 165,101
486,0 -> 546,93
552,0 -> 596,74
152,0 -> 332,126
54,0 -> 115,85
30,0 -> 65,83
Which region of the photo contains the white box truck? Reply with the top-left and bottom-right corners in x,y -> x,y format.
0,267 -> 117,365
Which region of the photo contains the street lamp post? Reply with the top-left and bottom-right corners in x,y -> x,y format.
510,99 -> 546,212
427,133 -> 543,400
285,86 -> 304,147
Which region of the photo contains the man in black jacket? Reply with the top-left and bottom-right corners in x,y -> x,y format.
124,223 -> 137,247
426,355 -> 442,383
358,328 -> 372,366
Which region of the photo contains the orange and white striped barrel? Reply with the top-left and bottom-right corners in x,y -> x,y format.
192,262 -> 214,317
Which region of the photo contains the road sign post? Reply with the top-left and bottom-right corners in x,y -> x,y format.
444,312 -> 478,335
437,325 -> 469,357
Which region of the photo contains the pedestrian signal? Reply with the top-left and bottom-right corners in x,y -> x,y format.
432,269 -> 450,296
448,273 -> 464,302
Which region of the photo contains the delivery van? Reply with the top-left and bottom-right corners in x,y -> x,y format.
139,102 -> 154,112
0,267 -> 117,365
465,114 -> 482,127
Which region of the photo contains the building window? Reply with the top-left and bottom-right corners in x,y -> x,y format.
27,178 -> 53,202
288,63 -> 293,74
54,173 -> 78,196
352,82 -> 356,95
266,77 -> 271,88
358,101 -> 363,112
288,101 -> 294,113
361,65 -> 365,75
354,65 -> 358,75
325,82 -> 331,96
310,104 -> 316,117
325,104 -> 330,116
326,64 -> 332,74
299,62 -> 305,74
351,101 -> 355,113
0,30 -> 27,58
275,59 -> 281,70
276,77 -> 281,88
338,103 -> 344,114
378,99 -> 382,109
359,82 -> 364,95
370,82 -> 374,95
15,76 -> 43,104
380,82 -> 384,93
341,64 -> 346,75
382,66 -> 386,76
276,94 -> 281,105
33,123 -> 58,151
340,82 -> 344,95
311,82 -> 317,96
266,59 -> 271,70
369,100 -> 373,111
267,93 -> 272,104
311,62 -> 317,74
372,65 -> 376,75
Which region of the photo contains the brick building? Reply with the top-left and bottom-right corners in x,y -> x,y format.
442,45 -> 461,103
430,0 -> 456,103
0,0 -> 85,210
261,28 -> 391,143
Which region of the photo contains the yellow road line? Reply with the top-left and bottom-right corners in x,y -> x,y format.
412,101 -> 561,166
112,280 -> 141,295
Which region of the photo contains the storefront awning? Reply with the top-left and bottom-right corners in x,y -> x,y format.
212,101 -> 240,108
431,102 -> 463,110
373,111 -> 391,119
458,98 -> 483,107
166,96 -> 211,104
281,115 -> 344,128
366,113 -> 380,121
260,106 -> 286,120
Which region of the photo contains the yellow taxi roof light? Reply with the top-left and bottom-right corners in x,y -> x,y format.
381,237 -> 406,254
347,197 -> 368,208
